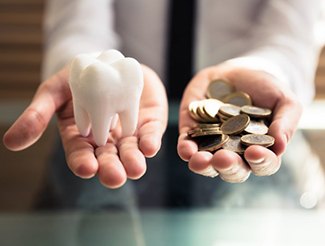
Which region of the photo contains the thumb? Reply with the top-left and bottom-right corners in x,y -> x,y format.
268,97 -> 302,156
3,69 -> 70,151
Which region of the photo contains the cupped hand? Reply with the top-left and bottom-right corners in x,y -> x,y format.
177,63 -> 302,183
3,65 -> 168,188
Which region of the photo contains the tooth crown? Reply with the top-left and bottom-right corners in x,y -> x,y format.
69,49 -> 144,146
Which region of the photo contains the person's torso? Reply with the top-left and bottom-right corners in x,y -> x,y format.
114,0 -> 266,81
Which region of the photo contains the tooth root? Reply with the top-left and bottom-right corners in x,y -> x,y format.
90,112 -> 113,146
119,108 -> 138,137
73,103 -> 91,137
110,114 -> 119,130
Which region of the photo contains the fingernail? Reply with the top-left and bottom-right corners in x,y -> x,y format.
200,166 -> 219,178
220,165 -> 241,176
249,157 -> 274,176
219,165 -> 251,183
283,133 -> 289,144
248,157 -> 265,165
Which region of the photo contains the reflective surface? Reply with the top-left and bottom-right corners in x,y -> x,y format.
1,208 -> 325,246
1,101 -> 325,245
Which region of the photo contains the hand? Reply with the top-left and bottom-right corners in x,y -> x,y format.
3,65 -> 168,188
177,63 -> 302,183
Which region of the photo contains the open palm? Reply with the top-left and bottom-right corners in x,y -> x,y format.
177,64 -> 302,183
3,65 -> 168,188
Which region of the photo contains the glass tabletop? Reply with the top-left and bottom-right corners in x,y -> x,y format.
1,208 -> 325,246
1,101 -> 325,246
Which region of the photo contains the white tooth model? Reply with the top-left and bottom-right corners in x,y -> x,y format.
69,49 -> 144,146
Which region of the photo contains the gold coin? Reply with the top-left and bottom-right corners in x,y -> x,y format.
241,105 -> 272,118
219,104 -> 241,117
244,120 -> 268,135
222,91 -> 252,106
240,134 -> 275,147
199,126 -> 222,132
187,127 -> 201,137
190,127 -> 223,138
197,123 -> 221,128
222,135 -> 246,154
206,79 -> 235,100
202,98 -> 224,119
197,134 -> 229,152
219,117 -> 228,123
217,113 -> 230,122
188,125 -> 222,136
221,114 -> 250,135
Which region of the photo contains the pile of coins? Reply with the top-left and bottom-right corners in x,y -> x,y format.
188,79 -> 275,154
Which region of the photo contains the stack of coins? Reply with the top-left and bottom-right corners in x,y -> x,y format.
187,79 -> 275,154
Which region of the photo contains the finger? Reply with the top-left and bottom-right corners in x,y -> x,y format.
138,120 -> 163,157
177,132 -> 198,161
244,145 -> 281,176
118,136 -> 147,180
188,151 -> 218,177
138,65 -> 168,157
96,143 -> 127,189
269,98 -> 302,156
3,106 -> 53,151
177,96 -> 200,161
210,149 -> 251,183
138,109 -> 166,158
177,69 -> 221,161
3,69 -> 70,151
178,71 -> 210,133
59,123 -> 99,179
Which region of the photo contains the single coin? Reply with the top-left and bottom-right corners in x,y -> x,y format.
218,113 -> 230,122
240,134 -> 275,147
197,134 -> 229,152
197,123 -> 221,129
241,105 -> 272,118
219,104 -> 241,117
219,117 -> 228,123
206,79 -> 235,100
199,126 -> 222,132
244,120 -> 269,135
222,91 -> 252,106
222,135 -> 246,154
203,98 -> 224,119
187,127 -> 202,137
190,127 -> 223,138
221,114 -> 250,135
188,126 -> 222,136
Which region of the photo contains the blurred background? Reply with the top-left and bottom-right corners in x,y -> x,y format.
0,0 -> 55,211
0,0 -> 325,213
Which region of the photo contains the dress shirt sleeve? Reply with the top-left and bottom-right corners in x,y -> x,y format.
226,0 -> 324,105
42,0 -> 119,79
